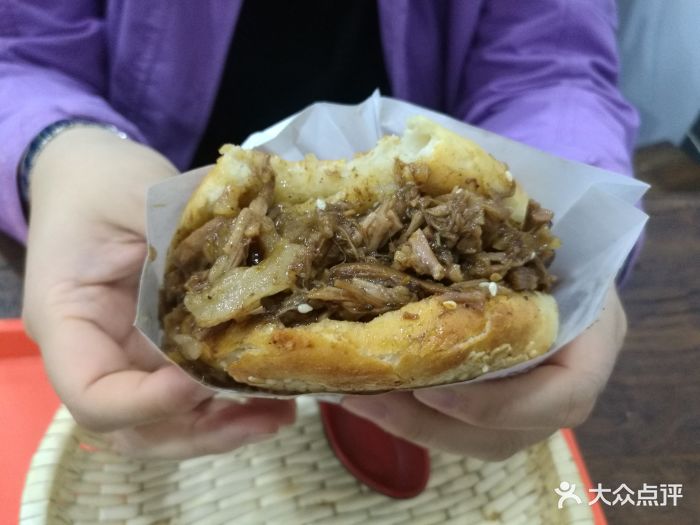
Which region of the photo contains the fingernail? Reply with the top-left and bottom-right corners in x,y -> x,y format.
415,388 -> 456,408
342,398 -> 388,420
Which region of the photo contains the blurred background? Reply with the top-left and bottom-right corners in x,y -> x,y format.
617,0 -> 700,157
1,3 -> 699,524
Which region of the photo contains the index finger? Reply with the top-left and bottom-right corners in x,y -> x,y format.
41,318 -> 214,432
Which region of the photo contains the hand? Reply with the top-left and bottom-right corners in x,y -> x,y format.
343,287 -> 626,461
23,127 -> 295,459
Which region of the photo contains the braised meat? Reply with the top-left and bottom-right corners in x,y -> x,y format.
162,161 -> 559,344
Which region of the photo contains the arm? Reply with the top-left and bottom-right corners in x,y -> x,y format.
454,0 -> 638,175
0,1 -> 146,242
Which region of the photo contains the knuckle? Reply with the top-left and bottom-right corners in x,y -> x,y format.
462,400 -> 507,428
477,437 -> 522,462
559,391 -> 596,428
397,425 -> 426,445
481,448 -> 516,463
68,408 -> 112,434
181,440 -> 206,459
475,430 -> 553,462
564,407 -> 590,428
389,416 -> 431,446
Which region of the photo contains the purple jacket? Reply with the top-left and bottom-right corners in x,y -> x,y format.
0,0 -> 638,243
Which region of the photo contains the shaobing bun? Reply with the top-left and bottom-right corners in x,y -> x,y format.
161,117 -> 559,393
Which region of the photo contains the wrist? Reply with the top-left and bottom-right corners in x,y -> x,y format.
28,124 -> 178,235
19,120 -> 129,208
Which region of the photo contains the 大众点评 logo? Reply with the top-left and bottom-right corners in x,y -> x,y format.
554,482 -> 683,509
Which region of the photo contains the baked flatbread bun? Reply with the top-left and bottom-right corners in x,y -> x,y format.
161,117 -> 559,393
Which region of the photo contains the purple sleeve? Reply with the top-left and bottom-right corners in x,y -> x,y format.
0,1 -> 146,243
455,0 -> 641,284
456,0 -> 639,176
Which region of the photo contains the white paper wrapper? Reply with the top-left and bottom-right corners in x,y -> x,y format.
136,93 -> 648,400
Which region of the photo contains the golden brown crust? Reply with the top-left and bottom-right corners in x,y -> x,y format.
171,117 -> 529,244
163,116 -> 558,393
204,292 -> 557,393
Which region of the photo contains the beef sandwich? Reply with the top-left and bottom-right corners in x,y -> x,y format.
160,117 -> 560,393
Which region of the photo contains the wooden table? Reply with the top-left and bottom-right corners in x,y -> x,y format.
575,144 -> 700,524
1,144 -> 698,524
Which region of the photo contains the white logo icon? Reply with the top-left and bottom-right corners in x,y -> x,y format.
554,481 -> 582,509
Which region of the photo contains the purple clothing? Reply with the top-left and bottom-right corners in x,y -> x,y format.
0,0 -> 638,243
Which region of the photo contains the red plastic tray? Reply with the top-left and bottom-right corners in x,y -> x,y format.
0,319 -> 605,524
0,319 -> 60,525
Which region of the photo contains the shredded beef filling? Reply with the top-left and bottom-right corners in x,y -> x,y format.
162,165 -> 559,355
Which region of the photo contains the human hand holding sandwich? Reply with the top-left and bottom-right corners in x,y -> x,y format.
343,286 -> 626,460
22,127 -> 295,459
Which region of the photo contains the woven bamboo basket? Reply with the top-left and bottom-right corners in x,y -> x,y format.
20,399 -> 595,524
